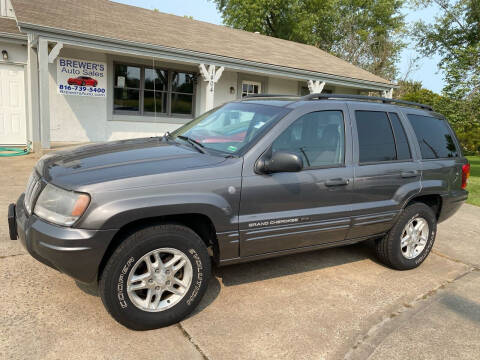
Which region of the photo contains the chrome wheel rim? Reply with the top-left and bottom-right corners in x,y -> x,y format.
127,248 -> 193,312
400,217 -> 429,259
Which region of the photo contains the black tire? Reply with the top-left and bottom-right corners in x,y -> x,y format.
99,224 -> 211,330
375,203 -> 437,270
81,81 -> 86,86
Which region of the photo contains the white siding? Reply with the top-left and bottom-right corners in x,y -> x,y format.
213,70 -> 237,107
0,41 -> 27,63
49,48 -> 198,143
268,77 -> 300,95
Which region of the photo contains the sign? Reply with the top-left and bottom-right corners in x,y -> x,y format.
56,57 -> 107,97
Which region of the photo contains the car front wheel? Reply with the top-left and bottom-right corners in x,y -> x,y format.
375,203 -> 437,270
99,224 -> 211,330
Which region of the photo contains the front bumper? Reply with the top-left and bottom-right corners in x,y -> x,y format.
11,194 -> 117,284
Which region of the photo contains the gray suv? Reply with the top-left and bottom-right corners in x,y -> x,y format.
8,94 -> 470,330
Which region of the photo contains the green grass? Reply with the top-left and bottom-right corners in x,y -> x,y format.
466,156 -> 480,207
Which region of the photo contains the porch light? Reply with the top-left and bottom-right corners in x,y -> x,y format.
1,50 -> 8,61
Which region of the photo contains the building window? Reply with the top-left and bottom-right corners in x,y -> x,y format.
241,80 -> 261,97
114,63 -> 195,117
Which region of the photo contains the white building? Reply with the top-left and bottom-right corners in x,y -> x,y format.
0,0 -> 394,152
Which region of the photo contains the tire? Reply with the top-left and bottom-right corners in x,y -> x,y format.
81,81 -> 86,86
375,203 -> 437,270
99,224 -> 211,330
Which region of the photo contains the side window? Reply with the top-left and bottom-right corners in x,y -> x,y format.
388,112 -> 411,160
407,114 -> 459,159
272,111 -> 345,168
356,111 -> 396,163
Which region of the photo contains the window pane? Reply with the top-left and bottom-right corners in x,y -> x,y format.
356,111 -> 396,162
144,91 -> 167,113
272,111 -> 345,168
407,114 -> 459,158
114,88 -> 139,112
171,93 -> 193,115
389,112 -> 411,160
172,72 -> 194,93
175,102 -> 288,154
114,64 -> 140,88
144,68 -> 168,91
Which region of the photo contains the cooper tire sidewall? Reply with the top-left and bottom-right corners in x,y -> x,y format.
107,232 -> 209,329
393,208 -> 437,268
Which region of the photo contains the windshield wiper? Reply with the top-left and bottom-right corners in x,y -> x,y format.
177,135 -> 205,153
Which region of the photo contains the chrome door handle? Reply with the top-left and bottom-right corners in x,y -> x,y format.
325,178 -> 350,186
401,170 -> 418,178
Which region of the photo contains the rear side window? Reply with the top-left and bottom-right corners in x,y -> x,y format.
388,112 -> 411,160
355,111 -> 396,162
407,114 -> 459,159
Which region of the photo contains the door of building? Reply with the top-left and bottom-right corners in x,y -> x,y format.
0,63 -> 27,145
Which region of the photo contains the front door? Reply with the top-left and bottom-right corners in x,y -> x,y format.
239,105 -> 354,257
0,63 -> 27,145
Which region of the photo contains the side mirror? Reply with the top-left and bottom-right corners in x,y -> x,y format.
257,151 -> 303,174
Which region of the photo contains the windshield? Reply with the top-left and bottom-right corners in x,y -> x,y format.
171,102 -> 289,154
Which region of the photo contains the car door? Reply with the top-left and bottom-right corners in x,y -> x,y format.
347,103 -> 422,239
239,103 -> 354,257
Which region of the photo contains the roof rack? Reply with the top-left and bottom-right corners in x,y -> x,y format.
301,93 -> 433,111
243,94 -> 300,99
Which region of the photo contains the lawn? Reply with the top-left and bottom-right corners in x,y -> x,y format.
466,156 -> 480,207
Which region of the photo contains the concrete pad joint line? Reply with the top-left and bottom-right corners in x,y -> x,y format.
343,266 -> 477,360
432,249 -> 480,270
178,322 -> 210,360
0,253 -> 28,260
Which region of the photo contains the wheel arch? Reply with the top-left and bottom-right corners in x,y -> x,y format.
403,193 -> 443,219
97,213 -> 218,282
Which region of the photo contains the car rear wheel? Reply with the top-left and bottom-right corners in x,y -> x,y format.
99,224 -> 211,330
375,203 -> 437,270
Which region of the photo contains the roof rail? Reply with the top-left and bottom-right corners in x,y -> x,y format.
243,94 -> 300,99
301,93 -> 433,111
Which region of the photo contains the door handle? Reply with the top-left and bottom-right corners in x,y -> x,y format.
325,178 -> 350,186
401,170 -> 419,178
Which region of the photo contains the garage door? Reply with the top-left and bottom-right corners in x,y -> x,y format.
0,63 -> 26,145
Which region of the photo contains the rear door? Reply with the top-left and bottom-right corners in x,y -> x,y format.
239,102 -> 354,257
347,103 -> 422,239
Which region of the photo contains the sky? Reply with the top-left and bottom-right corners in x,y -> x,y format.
115,0 -> 445,93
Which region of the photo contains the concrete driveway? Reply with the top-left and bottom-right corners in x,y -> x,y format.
1,154 -> 479,360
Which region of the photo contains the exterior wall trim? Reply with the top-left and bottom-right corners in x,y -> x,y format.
17,22 -> 395,91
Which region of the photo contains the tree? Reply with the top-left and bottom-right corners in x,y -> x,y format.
210,0 -> 406,80
396,80 -> 480,154
412,0 -> 479,99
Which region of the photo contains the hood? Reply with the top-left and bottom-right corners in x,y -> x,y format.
37,137 -> 227,189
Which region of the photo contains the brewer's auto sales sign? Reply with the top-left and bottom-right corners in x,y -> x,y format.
57,57 -> 107,97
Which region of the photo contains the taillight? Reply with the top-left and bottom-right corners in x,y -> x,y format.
461,163 -> 470,189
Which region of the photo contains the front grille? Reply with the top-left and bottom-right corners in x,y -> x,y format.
24,171 -> 42,215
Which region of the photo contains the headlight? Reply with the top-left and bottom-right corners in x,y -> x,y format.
34,184 -> 90,226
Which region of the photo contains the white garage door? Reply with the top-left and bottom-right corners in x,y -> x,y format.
0,63 -> 27,145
